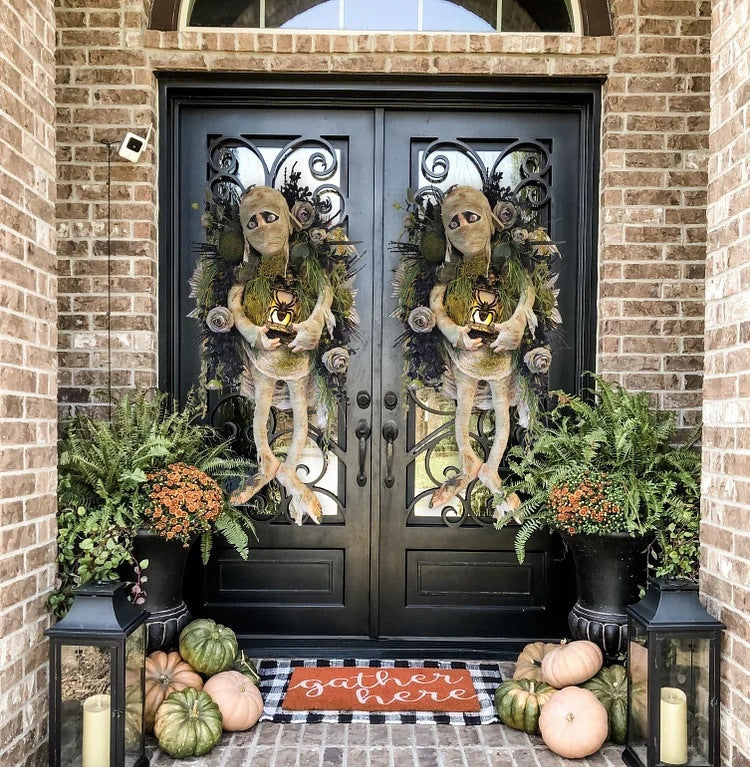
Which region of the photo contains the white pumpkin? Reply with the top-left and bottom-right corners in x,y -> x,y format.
203,670 -> 264,731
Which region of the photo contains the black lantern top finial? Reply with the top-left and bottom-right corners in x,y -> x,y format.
626,577 -> 725,632
46,581 -> 148,639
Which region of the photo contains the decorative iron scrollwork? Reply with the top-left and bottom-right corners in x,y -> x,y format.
415,137 -> 552,214
207,135 -> 347,226
405,387 -> 499,528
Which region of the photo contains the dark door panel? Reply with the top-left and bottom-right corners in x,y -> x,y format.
377,109 -> 588,640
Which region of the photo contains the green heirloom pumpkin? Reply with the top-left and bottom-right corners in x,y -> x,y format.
494,678 -> 555,735
179,619 -> 238,676
153,688 -> 223,758
583,664 -> 628,744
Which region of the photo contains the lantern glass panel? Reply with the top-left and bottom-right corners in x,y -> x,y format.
627,622 -> 649,764
124,624 -> 146,766
656,636 -> 711,766
60,644 -> 113,767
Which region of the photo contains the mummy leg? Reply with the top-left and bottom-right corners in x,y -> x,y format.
430,367 -> 483,508
478,377 -> 521,520
231,369 -> 280,505
276,376 -> 323,526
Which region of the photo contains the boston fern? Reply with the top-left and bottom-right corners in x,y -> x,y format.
52,390 -> 258,617
496,375 -> 701,580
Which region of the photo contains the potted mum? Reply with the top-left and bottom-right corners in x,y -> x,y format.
52,390 -> 269,650
495,375 -> 700,658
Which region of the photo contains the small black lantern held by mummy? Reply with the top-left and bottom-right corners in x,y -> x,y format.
623,578 -> 724,767
47,581 -> 149,767
468,288 -> 502,336
266,287 -> 300,337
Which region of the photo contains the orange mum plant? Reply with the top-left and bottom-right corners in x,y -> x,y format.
145,463 -> 225,546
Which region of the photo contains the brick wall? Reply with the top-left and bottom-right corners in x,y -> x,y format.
55,0 -> 711,431
56,0 -> 156,418
0,0 -> 58,765
703,0 -> 750,762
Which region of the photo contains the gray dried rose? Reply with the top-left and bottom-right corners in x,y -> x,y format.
309,228 -> 328,244
493,201 -> 517,229
511,228 -> 529,243
322,347 -> 350,375
408,306 -> 436,334
291,201 -> 315,230
206,306 -> 234,334
524,347 -> 552,374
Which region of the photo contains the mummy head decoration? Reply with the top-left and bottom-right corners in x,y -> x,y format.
239,186 -> 293,265
441,185 -> 500,264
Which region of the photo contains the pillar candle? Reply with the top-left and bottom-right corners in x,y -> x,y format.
82,693 -> 111,767
660,686 -> 688,765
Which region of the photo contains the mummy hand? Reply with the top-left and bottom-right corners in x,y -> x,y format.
289,317 -> 323,352
448,325 -> 483,351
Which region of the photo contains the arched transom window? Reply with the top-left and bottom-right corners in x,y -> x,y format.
182,0 -> 580,33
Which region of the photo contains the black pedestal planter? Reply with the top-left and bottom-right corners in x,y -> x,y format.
132,529 -> 194,653
563,531 -> 650,659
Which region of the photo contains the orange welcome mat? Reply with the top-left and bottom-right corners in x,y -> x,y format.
282,666 -> 481,713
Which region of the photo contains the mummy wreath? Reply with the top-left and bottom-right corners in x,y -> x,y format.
393,180 -> 561,520
191,174 -> 359,525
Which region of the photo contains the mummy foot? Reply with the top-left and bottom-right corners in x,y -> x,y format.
230,457 -> 280,505
277,465 -> 323,526
430,472 -> 474,508
287,490 -> 323,526
492,491 -> 522,523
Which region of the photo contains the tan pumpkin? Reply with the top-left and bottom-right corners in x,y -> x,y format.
513,641 -> 560,682
144,651 -> 203,731
539,686 -> 609,759
203,670 -> 264,731
541,640 -> 603,688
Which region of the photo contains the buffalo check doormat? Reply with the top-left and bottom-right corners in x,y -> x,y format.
257,659 -> 502,725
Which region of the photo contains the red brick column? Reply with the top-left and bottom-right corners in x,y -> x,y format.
704,0 -> 750,762
0,1 -> 58,765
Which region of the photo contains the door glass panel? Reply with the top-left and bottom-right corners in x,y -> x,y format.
405,136 -> 553,526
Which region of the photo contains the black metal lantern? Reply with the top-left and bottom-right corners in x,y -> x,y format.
623,577 -> 725,767
46,581 -> 149,767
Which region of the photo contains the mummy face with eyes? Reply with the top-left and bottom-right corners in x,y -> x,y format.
239,187 -> 293,257
441,187 -> 494,260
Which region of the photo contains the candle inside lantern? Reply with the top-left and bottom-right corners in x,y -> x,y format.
660,686 -> 688,765
82,693 -> 111,767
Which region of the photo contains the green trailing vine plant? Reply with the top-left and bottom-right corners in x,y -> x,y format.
495,374 -> 701,581
51,390 -> 266,618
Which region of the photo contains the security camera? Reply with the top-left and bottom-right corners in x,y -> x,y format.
118,125 -> 152,163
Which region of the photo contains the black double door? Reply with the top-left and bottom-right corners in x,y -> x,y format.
164,83 -> 599,653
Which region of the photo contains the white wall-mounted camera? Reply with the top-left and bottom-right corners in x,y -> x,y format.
118,125 -> 152,163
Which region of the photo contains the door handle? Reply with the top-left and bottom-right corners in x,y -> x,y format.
355,419 -> 371,487
382,420 -> 398,488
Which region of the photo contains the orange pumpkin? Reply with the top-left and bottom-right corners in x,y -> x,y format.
513,641 -> 560,682
541,640 -> 603,688
539,686 -> 609,758
203,670 -> 264,731
144,651 -> 203,731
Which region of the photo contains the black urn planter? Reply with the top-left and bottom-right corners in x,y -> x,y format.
562,531 -> 651,659
132,529 -> 194,653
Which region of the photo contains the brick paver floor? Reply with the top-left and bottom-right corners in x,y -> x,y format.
149,721 -> 627,766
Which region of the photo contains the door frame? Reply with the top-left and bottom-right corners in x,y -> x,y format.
158,75 -> 602,658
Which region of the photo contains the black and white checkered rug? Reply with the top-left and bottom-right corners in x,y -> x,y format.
257,659 -> 502,725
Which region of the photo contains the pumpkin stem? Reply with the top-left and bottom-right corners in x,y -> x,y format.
566,712 -> 575,722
